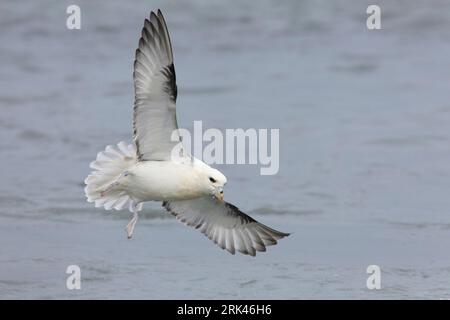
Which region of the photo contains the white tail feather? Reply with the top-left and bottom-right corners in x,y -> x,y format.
84,142 -> 142,212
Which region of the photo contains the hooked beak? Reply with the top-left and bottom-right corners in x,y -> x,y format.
215,187 -> 224,201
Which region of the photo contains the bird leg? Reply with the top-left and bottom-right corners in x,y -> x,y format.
101,171 -> 130,197
125,203 -> 139,239
100,181 -> 119,197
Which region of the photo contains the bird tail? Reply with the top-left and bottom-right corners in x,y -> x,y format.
84,141 -> 140,212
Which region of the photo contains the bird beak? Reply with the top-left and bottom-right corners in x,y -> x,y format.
216,187 -> 224,201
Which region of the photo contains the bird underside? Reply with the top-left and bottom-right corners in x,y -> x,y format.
84,10 -> 289,256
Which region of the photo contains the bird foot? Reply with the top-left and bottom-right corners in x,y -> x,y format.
100,181 -> 120,198
125,212 -> 139,239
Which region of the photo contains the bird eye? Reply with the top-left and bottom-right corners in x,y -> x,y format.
209,177 -> 216,183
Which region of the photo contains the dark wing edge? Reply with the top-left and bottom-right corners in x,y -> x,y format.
133,10 -> 178,161
162,199 -> 290,257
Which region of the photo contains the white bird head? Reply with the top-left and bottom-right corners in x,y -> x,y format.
195,162 -> 227,201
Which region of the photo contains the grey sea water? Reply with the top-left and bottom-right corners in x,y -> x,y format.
1,0 -> 450,299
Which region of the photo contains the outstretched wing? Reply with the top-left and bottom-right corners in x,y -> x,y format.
133,10 -> 182,161
163,197 -> 289,256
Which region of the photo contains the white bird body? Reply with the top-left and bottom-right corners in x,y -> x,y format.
123,159 -> 217,201
84,10 -> 288,256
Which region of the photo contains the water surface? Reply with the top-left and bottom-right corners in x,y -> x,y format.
1,0 -> 450,299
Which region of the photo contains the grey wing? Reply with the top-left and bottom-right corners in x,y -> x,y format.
163,197 -> 289,256
133,10 -> 182,161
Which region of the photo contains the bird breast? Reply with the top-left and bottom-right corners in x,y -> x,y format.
125,161 -> 205,202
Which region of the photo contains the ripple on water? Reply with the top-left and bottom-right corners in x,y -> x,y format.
250,206 -> 323,216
